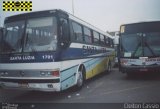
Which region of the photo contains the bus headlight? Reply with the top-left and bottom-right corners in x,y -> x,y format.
40,70 -> 60,77
40,71 -> 50,76
0,72 -> 4,76
0,71 -> 8,76
4,72 -> 8,75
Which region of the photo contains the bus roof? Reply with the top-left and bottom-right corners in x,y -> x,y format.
120,21 -> 160,34
120,21 -> 160,27
66,12 -> 113,39
4,9 -> 113,39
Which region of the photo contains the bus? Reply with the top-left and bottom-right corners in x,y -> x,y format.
0,9 -> 115,91
118,21 -> 160,76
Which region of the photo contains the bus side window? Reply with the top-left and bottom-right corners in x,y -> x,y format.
100,34 -> 105,46
111,39 -> 114,48
84,26 -> 92,44
109,38 -> 114,48
93,31 -> 100,45
72,22 -> 83,42
105,37 -> 109,47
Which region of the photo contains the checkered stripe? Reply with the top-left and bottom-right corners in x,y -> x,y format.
3,1 -> 32,11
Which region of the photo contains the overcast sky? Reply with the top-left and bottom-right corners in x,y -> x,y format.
0,0 -> 160,32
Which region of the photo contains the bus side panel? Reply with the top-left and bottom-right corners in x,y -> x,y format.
85,57 -> 108,79
60,64 -> 78,90
84,50 -> 115,79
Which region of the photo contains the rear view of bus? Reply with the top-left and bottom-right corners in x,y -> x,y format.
118,21 -> 160,76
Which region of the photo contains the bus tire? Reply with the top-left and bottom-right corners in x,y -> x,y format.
75,66 -> 85,90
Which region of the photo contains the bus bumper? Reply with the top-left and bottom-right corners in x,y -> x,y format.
0,79 -> 61,92
121,65 -> 160,73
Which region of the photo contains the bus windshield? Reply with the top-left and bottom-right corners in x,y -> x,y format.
145,32 -> 160,56
121,32 -> 160,57
2,16 -> 57,53
3,20 -> 25,53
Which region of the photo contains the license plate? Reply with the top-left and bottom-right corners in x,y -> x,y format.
18,83 -> 29,88
140,69 -> 148,72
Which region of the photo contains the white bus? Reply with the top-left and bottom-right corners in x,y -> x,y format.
118,21 -> 160,76
0,9 -> 115,91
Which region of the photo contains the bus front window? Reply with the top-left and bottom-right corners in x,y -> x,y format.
145,32 -> 160,57
121,34 -> 142,57
3,21 -> 25,53
24,17 -> 57,52
121,33 -> 160,57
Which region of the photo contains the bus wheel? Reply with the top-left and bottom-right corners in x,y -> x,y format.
75,68 -> 84,89
107,61 -> 112,73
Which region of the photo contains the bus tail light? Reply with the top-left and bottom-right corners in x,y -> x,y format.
51,71 -> 60,77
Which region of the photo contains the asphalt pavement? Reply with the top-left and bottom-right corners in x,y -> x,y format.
0,68 -> 160,108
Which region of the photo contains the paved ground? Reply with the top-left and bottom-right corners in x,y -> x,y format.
1,68 -> 160,108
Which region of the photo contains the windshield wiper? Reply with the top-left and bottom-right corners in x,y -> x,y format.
25,32 -> 29,46
25,33 -> 37,52
144,41 -> 156,56
132,41 -> 142,57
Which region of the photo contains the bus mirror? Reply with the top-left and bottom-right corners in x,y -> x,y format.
61,22 -> 69,39
60,20 -> 70,48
